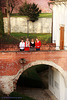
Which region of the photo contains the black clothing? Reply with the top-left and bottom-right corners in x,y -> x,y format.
30,42 -> 35,47
30,42 -> 35,51
20,49 -> 24,51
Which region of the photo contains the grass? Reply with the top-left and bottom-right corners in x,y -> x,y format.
0,33 -> 51,44
10,13 -> 52,18
39,13 -> 52,18
11,33 -> 51,44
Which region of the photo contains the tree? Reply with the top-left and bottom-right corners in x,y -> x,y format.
0,0 -> 23,14
8,0 -> 23,14
0,0 -> 23,35
0,0 -> 4,36
0,10 -> 4,36
6,0 -> 10,35
19,2 -> 41,22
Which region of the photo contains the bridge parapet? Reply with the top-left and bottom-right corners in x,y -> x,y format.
0,43 -> 56,51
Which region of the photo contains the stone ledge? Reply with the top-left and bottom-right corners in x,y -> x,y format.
0,43 -> 56,51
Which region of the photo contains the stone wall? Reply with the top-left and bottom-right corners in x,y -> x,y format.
3,17 -> 52,33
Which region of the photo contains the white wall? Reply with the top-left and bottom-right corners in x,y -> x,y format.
3,17 -> 52,33
49,67 -> 66,100
52,2 -> 67,50
49,67 -> 60,100
60,73 -> 65,100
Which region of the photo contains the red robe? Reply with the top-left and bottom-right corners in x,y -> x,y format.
25,41 -> 30,51
35,41 -> 41,49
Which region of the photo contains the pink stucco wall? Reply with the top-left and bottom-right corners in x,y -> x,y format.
26,0 -> 51,13
12,0 -> 52,13
2,0 -> 52,13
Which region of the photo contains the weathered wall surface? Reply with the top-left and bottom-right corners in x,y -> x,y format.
3,17 -> 52,33
0,51 -> 67,96
49,67 -> 66,100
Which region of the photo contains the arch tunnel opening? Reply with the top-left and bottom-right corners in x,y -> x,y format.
16,64 -> 58,100
17,64 -> 49,89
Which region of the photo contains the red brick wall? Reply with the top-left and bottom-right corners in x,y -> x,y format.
0,51 -> 67,76
0,43 -> 56,51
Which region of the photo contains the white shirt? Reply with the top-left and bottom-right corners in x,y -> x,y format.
19,42 -> 25,50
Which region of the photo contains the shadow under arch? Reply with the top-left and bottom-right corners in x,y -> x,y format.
16,60 -> 67,87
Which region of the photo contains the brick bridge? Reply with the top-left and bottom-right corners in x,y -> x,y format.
0,51 -> 67,96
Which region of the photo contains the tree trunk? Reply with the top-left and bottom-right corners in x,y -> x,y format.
6,0 -> 10,35
27,20 -> 29,38
10,7 -> 14,14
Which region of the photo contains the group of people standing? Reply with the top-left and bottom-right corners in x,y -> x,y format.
19,38 -> 41,51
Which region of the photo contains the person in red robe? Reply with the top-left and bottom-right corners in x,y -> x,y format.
35,38 -> 41,51
25,38 -> 30,51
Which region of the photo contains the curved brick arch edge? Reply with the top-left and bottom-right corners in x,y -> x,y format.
24,60 -> 67,86
0,60 -> 67,95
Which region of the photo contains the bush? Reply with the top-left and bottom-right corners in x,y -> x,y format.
0,10 -> 4,36
19,2 -> 41,22
11,33 -> 51,44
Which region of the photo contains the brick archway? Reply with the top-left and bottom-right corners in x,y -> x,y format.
23,60 -> 64,74
0,60 -> 66,96
17,60 -> 66,86
24,60 -> 66,80
16,60 -> 67,100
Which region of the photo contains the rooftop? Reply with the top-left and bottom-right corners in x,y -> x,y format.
48,0 -> 67,5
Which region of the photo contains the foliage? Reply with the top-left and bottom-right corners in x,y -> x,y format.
19,2 -> 41,22
9,0 -> 23,14
10,13 -> 52,18
9,92 -> 35,100
0,34 -> 20,44
0,0 -> 22,14
0,0 -> 3,9
39,13 -> 52,18
0,10 -> 4,36
0,33 -> 51,44
50,0 -> 55,1
11,33 -> 51,44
